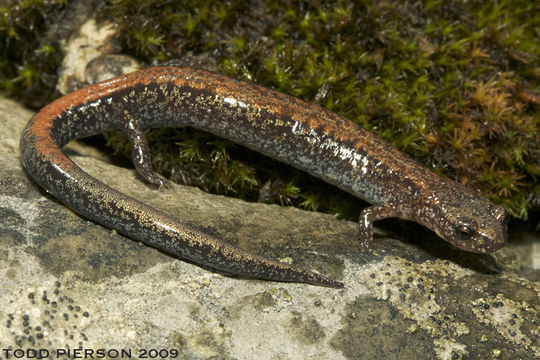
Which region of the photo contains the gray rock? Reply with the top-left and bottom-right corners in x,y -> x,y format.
1,95 -> 539,359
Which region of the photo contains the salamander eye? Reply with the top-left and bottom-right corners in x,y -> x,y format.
454,218 -> 476,240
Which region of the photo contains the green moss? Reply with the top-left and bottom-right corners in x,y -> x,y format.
3,0 -> 538,223
0,0 -> 65,107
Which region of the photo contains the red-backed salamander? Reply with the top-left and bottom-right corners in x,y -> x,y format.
20,66 -> 508,288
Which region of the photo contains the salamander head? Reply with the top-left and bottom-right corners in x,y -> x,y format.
419,181 -> 508,254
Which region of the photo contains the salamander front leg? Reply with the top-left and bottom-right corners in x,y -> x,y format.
358,204 -> 401,253
120,110 -> 172,189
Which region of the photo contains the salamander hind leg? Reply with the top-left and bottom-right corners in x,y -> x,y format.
120,110 -> 172,189
358,204 -> 400,253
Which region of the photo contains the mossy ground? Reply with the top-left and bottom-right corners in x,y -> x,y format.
2,0 -> 538,224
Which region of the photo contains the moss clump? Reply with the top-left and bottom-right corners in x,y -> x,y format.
3,1 -> 537,223
0,0 -> 65,107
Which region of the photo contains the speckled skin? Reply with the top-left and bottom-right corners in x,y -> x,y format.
20,66 -> 508,287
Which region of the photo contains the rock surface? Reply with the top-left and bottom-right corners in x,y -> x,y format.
1,93 -> 539,359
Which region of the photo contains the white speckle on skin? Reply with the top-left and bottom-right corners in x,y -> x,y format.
361,156 -> 369,175
291,121 -> 300,133
223,97 -> 237,106
363,211 -> 370,228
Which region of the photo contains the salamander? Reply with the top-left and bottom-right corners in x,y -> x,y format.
20,66 -> 508,287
